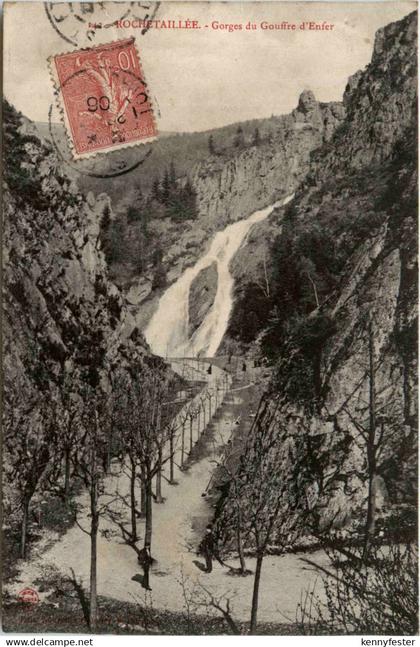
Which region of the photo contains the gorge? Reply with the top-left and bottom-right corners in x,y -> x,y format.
2,6 -> 417,636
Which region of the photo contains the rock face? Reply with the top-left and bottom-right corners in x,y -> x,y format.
3,100 -> 152,431
228,9 -> 417,350
339,11 -> 417,168
136,11 -> 415,343
225,11 -> 417,527
188,262 -> 218,337
190,94 -> 344,230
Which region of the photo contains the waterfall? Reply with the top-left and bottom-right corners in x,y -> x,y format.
144,194 -> 294,358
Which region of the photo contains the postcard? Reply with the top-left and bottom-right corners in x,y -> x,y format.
2,0 -> 418,637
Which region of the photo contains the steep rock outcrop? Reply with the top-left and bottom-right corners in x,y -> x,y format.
324,10 -> 417,172
228,13 -> 417,331
190,94 -> 344,230
188,262 -> 218,336
225,11 -> 417,528
228,10 -> 417,350
3,100 -> 156,430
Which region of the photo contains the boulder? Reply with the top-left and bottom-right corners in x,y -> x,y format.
188,262 -> 218,336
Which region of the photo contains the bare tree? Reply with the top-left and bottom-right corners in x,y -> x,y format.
167,402 -> 184,483
205,388 -> 214,421
72,386 -> 112,632
52,367 -> 82,506
214,395 -> 306,633
121,361 -> 176,555
246,406 -> 304,633
177,568 -> 241,635
291,415 -> 354,557
4,382 -> 56,559
214,461 -> 249,576
296,543 -> 418,635
201,393 -> 207,429
193,583 -> 241,635
107,374 -> 198,565
255,254 -> 271,299
337,315 -> 404,560
186,402 -> 198,454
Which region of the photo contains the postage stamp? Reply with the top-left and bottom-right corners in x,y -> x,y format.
50,38 -> 157,159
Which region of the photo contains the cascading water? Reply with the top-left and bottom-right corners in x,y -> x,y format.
144,194 -> 294,358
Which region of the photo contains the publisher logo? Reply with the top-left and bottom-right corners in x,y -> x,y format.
18,587 -> 39,604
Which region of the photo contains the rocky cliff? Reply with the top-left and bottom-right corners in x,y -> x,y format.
4,106 -> 145,374
228,9 -> 417,349
225,10 -> 417,530
3,100 -> 157,453
190,92 -> 344,230
188,263 -> 218,337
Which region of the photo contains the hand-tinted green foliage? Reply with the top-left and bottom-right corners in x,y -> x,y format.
3,99 -> 81,212
229,130 -> 416,408
272,313 -> 336,406
99,165 -> 199,285
3,101 -> 52,210
228,283 -> 272,344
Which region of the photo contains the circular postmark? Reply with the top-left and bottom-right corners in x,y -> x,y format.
49,49 -> 158,177
44,2 -> 161,47
48,102 -> 153,179
18,587 -> 39,605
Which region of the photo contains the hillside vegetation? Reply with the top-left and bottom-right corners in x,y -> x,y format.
220,8 -> 417,554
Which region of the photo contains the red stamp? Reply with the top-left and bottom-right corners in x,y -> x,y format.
18,587 -> 39,604
51,38 -> 157,158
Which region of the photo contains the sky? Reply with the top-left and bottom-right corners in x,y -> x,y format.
3,1 -> 415,132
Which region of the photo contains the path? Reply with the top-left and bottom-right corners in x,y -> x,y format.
10,363 -> 327,624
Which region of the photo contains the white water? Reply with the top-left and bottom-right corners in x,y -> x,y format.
144,194 -> 294,358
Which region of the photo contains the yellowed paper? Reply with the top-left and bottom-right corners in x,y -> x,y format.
3,1 -> 418,637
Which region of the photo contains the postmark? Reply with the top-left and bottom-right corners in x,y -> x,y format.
50,38 -> 158,159
47,103 -> 154,179
18,587 -> 39,605
44,2 -> 161,47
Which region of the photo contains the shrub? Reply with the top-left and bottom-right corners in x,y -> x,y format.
296,543 -> 418,635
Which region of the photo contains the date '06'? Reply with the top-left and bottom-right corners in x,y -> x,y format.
86,50 -> 149,123
86,93 -> 149,123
